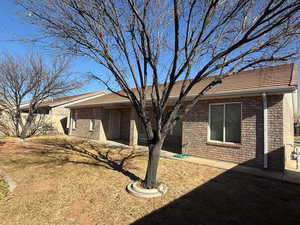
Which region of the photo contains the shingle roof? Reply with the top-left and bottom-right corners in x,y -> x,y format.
69,63 -> 297,108
21,91 -> 106,109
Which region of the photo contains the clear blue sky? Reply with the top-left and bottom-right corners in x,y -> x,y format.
0,0 -> 106,95
0,0 -> 299,113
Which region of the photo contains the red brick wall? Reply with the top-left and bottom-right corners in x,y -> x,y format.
102,109 -> 110,139
120,109 -> 130,142
136,108 -> 182,153
182,95 -> 284,170
71,107 -> 132,142
69,95 -> 285,170
267,95 -> 284,170
71,107 -> 102,140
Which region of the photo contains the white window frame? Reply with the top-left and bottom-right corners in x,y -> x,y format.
208,102 -> 242,144
89,119 -> 95,131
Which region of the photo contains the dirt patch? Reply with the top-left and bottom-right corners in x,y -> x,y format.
0,138 -> 24,154
0,136 -> 300,225
63,199 -> 94,225
16,178 -> 57,193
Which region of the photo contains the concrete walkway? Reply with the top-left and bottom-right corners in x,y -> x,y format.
171,155 -> 300,185
84,138 -> 300,185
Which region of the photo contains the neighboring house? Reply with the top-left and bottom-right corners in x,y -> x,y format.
294,116 -> 300,136
67,63 -> 298,172
21,91 -> 106,134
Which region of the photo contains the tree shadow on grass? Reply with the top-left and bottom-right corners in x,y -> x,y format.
131,148 -> 300,225
19,138 -> 144,181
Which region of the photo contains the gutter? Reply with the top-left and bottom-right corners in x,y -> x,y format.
262,93 -> 268,169
184,85 -> 295,99
67,85 -> 296,109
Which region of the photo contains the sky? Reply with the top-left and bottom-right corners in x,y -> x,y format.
0,0 -> 299,112
0,0 -> 106,95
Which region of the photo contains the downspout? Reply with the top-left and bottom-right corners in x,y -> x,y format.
262,93 -> 268,169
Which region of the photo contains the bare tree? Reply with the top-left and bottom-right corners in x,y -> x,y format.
0,52 -> 81,139
16,0 -> 300,188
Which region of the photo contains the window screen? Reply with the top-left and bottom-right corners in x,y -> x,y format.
225,104 -> 241,143
210,103 -> 241,143
210,105 -> 224,142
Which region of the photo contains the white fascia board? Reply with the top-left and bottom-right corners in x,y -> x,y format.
59,92 -> 106,108
19,92 -> 106,109
20,103 -> 30,109
68,85 -> 295,109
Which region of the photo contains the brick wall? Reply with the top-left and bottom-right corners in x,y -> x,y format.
136,108 -> 182,153
267,95 -> 284,170
71,107 -> 132,142
120,109 -> 131,142
182,95 -> 284,170
50,106 -> 70,116
49,106 -> 70,134
69,95 -> 285,170
71,107 -> 102,140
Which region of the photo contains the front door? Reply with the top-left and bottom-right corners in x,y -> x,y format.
108,110 -> 121,140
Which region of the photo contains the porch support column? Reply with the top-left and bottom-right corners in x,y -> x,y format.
68,109 -> 72,135
129,108 -> 138,146
98,107 -> 107,143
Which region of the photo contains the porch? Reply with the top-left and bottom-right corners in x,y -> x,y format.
100,107 -> 182,154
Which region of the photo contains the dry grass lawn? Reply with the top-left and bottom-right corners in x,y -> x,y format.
0,136 -> 300,225
295,135 -> 300,144
0,179 -> 8,200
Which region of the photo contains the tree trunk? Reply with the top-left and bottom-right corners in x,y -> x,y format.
20,126 -> 28,139
20,113 -> 34,139
144,140 -> 163,188
14,112 -> 22,137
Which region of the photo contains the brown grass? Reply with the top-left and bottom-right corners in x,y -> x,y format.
0,179 -> 8,200
295,136 -> 300,145
0,136 -> 300,225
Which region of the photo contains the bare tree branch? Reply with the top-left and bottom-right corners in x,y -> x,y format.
0,52 -> 82,138
15,0 -> 300,188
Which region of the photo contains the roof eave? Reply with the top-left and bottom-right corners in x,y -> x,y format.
48,92 -> 106,108
189,85 -> 296,99
68,85 -> 296,109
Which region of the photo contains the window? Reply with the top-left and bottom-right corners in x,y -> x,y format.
89,119 -> 95,131
209,103 -> 241,143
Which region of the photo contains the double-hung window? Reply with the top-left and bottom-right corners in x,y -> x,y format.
209,103 -> 241,143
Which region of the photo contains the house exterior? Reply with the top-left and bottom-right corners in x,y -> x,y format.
20,91 -> 106,134
294,116 -> 300,136
67,63 -> 298,171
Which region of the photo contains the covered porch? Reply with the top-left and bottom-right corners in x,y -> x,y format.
99,106 -> 182,153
